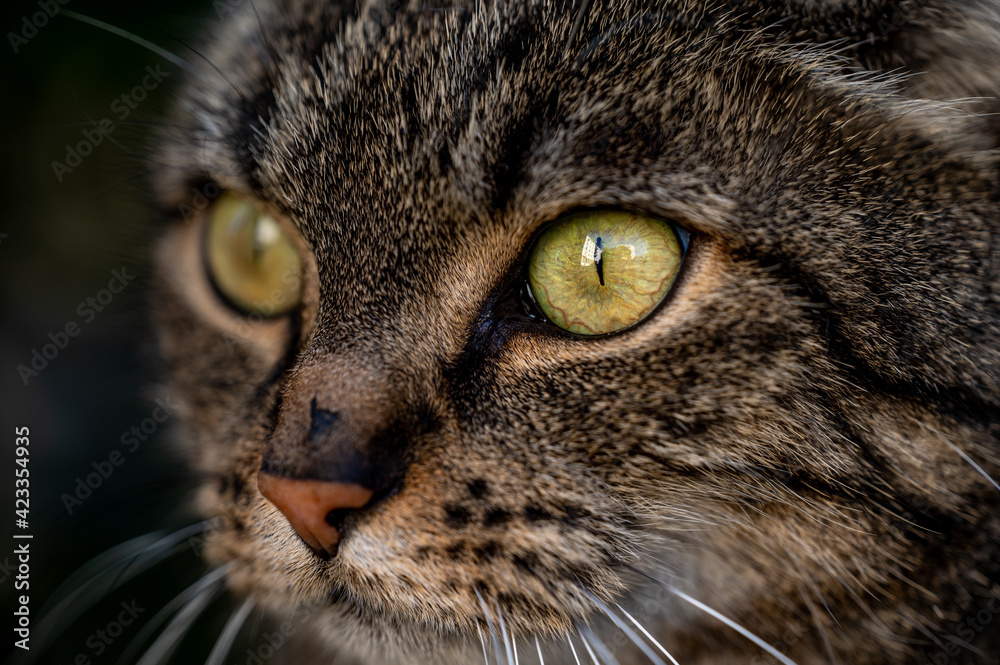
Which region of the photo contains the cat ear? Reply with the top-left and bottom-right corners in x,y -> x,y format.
809,0 -> 1000,141
864,4 -> 998,94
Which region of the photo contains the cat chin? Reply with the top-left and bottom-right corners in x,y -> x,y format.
280,606 -> 482,665
251,592 -> 659,665
231,575 -> 552,665
203,518 -> 587,646
257,579 -> 700,665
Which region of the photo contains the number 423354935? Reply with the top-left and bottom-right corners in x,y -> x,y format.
15,426 -> 29,524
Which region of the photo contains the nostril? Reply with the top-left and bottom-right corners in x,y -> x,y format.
325,507 -> 353,532
325,477 -> 402,532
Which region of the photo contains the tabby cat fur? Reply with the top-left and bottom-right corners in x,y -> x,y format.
149,0 -> 1000,663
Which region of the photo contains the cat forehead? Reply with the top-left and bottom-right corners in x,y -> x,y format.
158,0 -> 971,256
234,0 -> 622,195
163,0 -> 767,208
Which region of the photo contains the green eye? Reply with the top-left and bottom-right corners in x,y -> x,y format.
204,192 -> 304,316
526,210 -> 684,335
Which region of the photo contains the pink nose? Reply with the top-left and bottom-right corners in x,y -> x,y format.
257,472 -> 374,555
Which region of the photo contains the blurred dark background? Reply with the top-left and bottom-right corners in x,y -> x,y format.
1,1 -> 254,662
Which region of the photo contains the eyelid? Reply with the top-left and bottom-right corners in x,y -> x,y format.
675,225 -> 692,250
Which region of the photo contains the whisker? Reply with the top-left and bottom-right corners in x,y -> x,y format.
205,597 -> 254,665
37,530 -> 164,617
479,625 -> 490,665
134,577 -> 228,665
475,589 -> 505,665
33,521 -> 213,656
942,438 -> 1000,493
579,591 -> 671,665
108,521 -> 214,593
497,603 -> 515,665
662,584 -> 800,665
142,26 -> 251,107
248,0 -> 280,67
567,632 -> 583,665
624,564 -> 800,664
614,604 -> 679,665
576,626 -> 601,665
118,563 -> 234,665
578,624 -> 619,665
535,636 -> 545,665
60,10 -> 193,71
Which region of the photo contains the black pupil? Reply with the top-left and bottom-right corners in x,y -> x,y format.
595,236 -> 605,286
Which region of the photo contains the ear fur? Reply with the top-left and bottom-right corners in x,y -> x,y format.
787,0 -> 1000,142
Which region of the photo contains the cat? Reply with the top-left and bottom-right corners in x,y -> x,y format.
142,0 -> 1000,663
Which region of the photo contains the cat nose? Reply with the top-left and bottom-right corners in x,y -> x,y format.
257,472 -> 374,555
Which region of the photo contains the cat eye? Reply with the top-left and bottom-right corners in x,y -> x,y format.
203,192 -> 304,317
526,210 -> 685,335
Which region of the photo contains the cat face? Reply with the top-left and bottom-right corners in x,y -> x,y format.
152,0 -> 1000,662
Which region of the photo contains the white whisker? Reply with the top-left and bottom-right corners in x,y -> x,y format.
479,625 -> 490,665
37,530 -> 163,617
116,520 -> 218,585
33,521 -> 214,658
942,438 -> 1000,493
135,565 -> 231,665
567,632 -> 583,665
205,597 -> 254,665
615,604 -> 680,665
576,626 -> 602,665
535,635 -> 545,665
60,10 -> 193,71
663,585 -> 800,665
579,624 -> 620,665
497,603 -> 515,665
564,0 -> 593,57
579,591 -> 671,665
117,563 -> 234,665
475,589 -> 505,665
